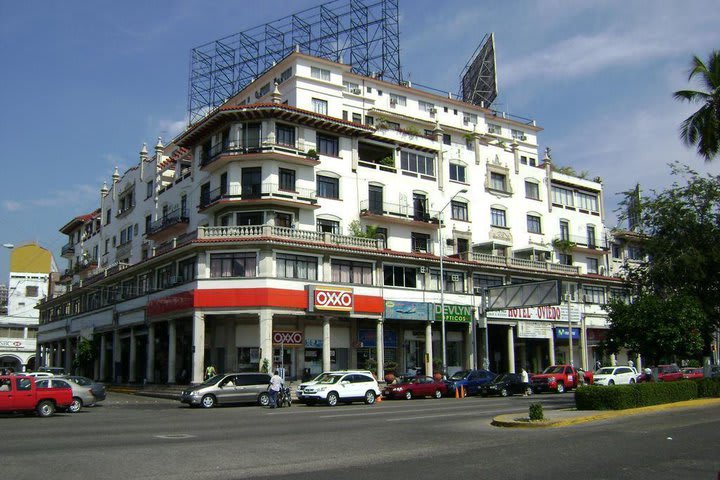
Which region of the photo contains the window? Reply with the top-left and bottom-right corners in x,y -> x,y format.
316,133 -> 339,156
586,225 -> 597,248
511,129 -> 524,140
411,232 -> 430,252
525,181 -> 540,200
155,264 -> 174,290
138,273 -> 151,295
352,113 -> 362,123
236,212 -> 264,226
587,258 -> 599,274
451,201 -> 468,221
279,168 -> 295,191
383,265 -> 417,288
275,124 -> 295,147
527,214 -> 542,234
331,260 -> 373,285
466,138 -> 474,151
104,239 -> 109,254
552,186 -> 574,207
463,112 -> 477,125
209,253 -> 257,278
25,286 -> 39,297
560,220 -> 570,241
279,67 -> 292,83
418,100 -> 435,113
430,270 -> 464,293
412,193 -> 428,221
311,66 -> 331,81
457,238 -> 469,255
442,134 -> 451,146
490,172 -> 508,192
449,163 -> 466,183
311,98 -> 328,115
200,182 -> 211,207
521,156 -> 528,165
400,151 -> 435,176
473,274 -> 504,291
365,116 -> 374,126
105,208 -> 111,225
258,82 -> 270,97
342,110 -> 348,121
343,81 -> 360,93
491,208 -> 506,227
317,175 -> 339,199
178,256 -> 196,282
559,253 -> 573,266
583,286 -> 605,304
389,93 -> 406,106
627,245 -> 643,261
487,123 -> 501,135
277,253 -> 318,280
316,219 -> 340,234
612,243 -> 621,259
220,172 -> 228,196
275,212 -> 293,228
577,191 -> 599,212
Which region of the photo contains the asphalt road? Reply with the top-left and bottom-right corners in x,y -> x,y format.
2,392 -> 718,480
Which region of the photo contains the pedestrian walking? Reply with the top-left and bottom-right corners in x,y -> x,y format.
205,364 -> 216,380
520,368 -> 530,396
268,370 -> 283,408
595,360 -> 602,371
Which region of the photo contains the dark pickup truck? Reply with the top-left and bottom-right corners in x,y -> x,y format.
0,375 -> 73,417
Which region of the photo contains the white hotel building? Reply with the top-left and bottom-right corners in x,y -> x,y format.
38,52 -> 626,384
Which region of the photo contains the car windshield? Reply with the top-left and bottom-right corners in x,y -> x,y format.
198,375 -> 223,386
317,375 -> 343,384
449,370 -> 470,380
67,376 -> 92,386
398,376 -> 419,384
596,368 -> 615,375
493,374 -> 512,383
542,366 -> 565,374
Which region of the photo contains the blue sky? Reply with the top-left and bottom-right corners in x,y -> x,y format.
1,0 -> 719,281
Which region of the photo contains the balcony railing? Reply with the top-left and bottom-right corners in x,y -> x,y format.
359,199 -> 439,224
553,235 -> 608,250
198,225 -> 384,250
148,208 -> 189,236
464,252 -> 581,274
200,138 -> 307,167
200,183 -> 317,209
61,243 -> 75,256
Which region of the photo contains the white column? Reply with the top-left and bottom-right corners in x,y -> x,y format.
580,323 -> 588,371
259,309 -> 273,372
548,333 -> 556,366
192,311 -> 205,384
99,334 -> 107,381
610,353 -> 617,366
322,317 -> 331,372
425,321 -> 433,377
507,326 -> 515,373
128,328 -> 137,383
466,322 -> 474,369
636,354 -> 642,372
376,320 -> 384,380
146,323 -> 155,383
168,320 -> 177,384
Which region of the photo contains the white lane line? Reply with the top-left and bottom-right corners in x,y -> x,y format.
386,408 -> 513,422
317,404 -> 516,419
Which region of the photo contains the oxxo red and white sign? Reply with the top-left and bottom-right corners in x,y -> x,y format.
308,286 -> 354,312
272,331 -> 303,346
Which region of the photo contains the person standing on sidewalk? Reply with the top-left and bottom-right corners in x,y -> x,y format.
205,364 -> 216,380
268,370 -> 283,408
521,368 -> 530,396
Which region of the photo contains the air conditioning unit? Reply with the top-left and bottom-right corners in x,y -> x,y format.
446,238 -> 456,246
419,266 -> 427,273
520,135 -> 527,141
450,274 -> 460,282
473,286 -> 483,295
389,98 -> 398,106
429,107 -> 437,115
351,88 -> 361,95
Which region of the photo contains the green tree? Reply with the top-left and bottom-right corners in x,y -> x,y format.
673,50 -> 720,161
73,338 -> 97,375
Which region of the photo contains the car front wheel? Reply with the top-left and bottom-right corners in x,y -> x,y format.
500,388 -> 509,397
629,378 -> 636,384
404,390 -> 413,400
364,390 -> 377,405
68,397 -> 83,413
327,392 -> 339,406
201,395 -> 216,408
434,389 -> 442,399
608,380 -> 615,386
525,387 -> 533,396
556,382 -> 565,394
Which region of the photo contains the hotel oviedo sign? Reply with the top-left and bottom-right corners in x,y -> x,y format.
308,286 -> 354,312
272,331 -> 303,346
434,304 -> 473,323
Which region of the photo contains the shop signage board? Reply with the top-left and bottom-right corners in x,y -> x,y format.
517,321 -> 553,339
305,338 -> 323,348
434,304 -> 473,323
357,329 -> 398,348
555,327 -> 580,340
0,339 -> 28,349
486,280 -> 561,310
272,331 -> 303,346
486,304 -> 581,323
308,286 -> 354,312
384,301 -> 433,321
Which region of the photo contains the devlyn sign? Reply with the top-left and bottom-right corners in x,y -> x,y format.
434,304 -> 473,323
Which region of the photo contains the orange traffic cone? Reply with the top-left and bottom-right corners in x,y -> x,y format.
461,385 -> 466,398
376,393 -> 383,404
455,386 -> 460,399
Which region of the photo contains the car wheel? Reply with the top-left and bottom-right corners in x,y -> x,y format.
68,397 -> 83,413
327,391 -> 339,406
201,394 -> 216,408
556,382 -> 565,394
434,389 -> 442,399
500,388 -> 509,397
404,390 -> 413,400
525,387 -> 533,396
364,390 -> 377,405
258,392 -> 270,407
629,378 -> 636,384
608,380 -> 615,386
36,400 -> 55,418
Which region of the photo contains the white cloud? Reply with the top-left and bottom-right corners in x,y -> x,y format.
158,118 -> 187,140
30,184 -> 99,210
3,200 -> 23,212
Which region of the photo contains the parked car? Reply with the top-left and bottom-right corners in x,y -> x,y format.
24,372 -> 54,378
61,375 -> 106,402
296,371 -> 380,406
592,366 -> 639,386
479,373 -> 532,397
656,364 -> 684,382
444,369 -> 496,396
37,367 -> 66,375
383,375 -> 447,400
179,373 -> 272,408
531,365 -> 588,393
0,375 -> 73,417
35,377 -> 95,413
296,370 -> 373,404
681,367 -> 704,380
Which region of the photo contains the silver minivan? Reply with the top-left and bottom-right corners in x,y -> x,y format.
180,373 -> 272,408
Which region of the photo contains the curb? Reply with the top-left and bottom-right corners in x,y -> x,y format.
492,398 -> 720,428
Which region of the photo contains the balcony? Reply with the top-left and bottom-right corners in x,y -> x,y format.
199,183 -> 318,212
61,242 -> 75,257
359,199 -> 439,228
199,138 -> 321,171
552,235 -> 609,252
146,208 -> 189,240
115,241 -> 132,261
464,252 -> 581,275
198,225 -> 384,250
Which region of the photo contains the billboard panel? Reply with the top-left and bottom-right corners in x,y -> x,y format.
485,280 -> 561,311
460,33 -> 498,108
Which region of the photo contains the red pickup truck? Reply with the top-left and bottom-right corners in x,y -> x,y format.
531,365 -> 593,393
0,375 -> 73,417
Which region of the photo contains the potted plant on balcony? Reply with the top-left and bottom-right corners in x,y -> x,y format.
379,156 -> 394,167
305,149 -> 319,160
552,238 -> 576,253
432,359 -> 444,381
384,361 -> 399,384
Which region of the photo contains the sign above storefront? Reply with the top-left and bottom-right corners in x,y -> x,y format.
487,304 -> 581,323
517,321 -> 553,339
308,286 -> 354,312
435,304 -> 473,323
0,339 -> 30,349
555,327 -> 580,340
384,301 -> 433,321
357,329 -> 398,348
272,331 -> 303,346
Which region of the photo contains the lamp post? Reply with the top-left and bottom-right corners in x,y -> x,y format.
439,189 -> 468,377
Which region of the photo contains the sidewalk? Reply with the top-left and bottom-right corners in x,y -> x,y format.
492,398 -> 720,428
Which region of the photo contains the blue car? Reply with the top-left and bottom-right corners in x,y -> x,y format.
445,369 -> 496,396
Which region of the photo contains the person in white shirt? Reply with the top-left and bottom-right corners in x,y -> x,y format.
268,370 -> 283,408
520,368 -> 530,396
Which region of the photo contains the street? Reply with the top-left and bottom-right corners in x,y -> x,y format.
2,392 -> 718,479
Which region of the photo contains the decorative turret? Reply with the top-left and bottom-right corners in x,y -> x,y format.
139,143 -> 148,162
112,166 -> 120,184
100,181 -> 109,196
270,82 -> 282,104
155,137 -> 164,153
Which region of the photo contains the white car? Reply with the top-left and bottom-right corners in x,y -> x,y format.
297,371 -> 380,406
593,366 -> 639,386
25,372 -> 54,378
296,370 -> 373,403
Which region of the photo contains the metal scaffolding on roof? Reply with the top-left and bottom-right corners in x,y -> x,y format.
187,0 -> 402,125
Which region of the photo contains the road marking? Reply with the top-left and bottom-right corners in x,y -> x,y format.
317,405 -> 522,419
386,408 -> 513,422
154,434 -> 195,439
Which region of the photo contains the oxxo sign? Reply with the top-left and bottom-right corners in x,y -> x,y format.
272,331 -> 303,346
308,286 -> 354,312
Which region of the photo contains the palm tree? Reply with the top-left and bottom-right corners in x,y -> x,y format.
673,50 -> 720,162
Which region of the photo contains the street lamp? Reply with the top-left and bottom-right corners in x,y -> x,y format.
439,188 -> 468,377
